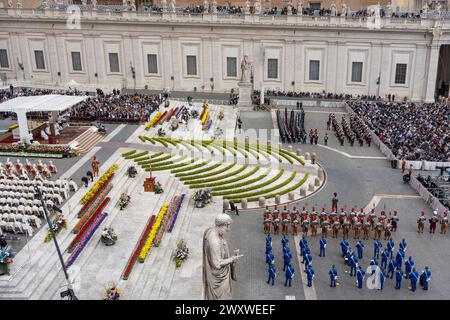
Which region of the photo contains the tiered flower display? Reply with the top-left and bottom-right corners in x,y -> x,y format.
66,212 -> 108,268
0,246 -> 15,276
145,112 -> 162,130
167,194 -> 185,233
138,203 -> 168,262
201,104 -> 209,125
81,163 -> 118,204
44,214 -> 67,243
77,180 -> 113,219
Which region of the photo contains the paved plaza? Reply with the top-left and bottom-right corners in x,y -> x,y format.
0,99 -> 448,300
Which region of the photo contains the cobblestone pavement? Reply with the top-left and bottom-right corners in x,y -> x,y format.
230,106 -> 450,300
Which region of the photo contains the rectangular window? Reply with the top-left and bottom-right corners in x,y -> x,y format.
226,57 -> 237,77
0,49 -> 9,69
186,55 -> 197,76
109,52 -> 120,73
147,54 -> 158,74
351,62 -> 363,83
34,50 -> 45,70
394,63 -> 407,84
71,52 -> 82,71
267,58 -> 278,79
309,60 -> 320,81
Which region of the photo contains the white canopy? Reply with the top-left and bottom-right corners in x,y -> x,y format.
0,94 -> 89,113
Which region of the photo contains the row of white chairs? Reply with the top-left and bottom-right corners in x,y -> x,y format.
0,220 -> 34,236
1,213 -> 42,228
1,205 -> 45,216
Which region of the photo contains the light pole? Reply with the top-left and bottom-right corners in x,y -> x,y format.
35,186 -> 78,300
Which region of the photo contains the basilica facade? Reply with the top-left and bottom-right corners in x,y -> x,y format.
0,9 -> 449,101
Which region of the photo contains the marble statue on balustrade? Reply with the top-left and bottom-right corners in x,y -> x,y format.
244,0 -> 250,14
42,0 -> 48,8
422,1 -> 429,14
16,0 -> 23,8
82,0 -> 87,6
296,0 -> 303,15
203,0 -> 209,13
287,3 -> 292,15
91,0 -> 97,9
7,0 -> 13,8
330,0 -> 336,16
385,2 -> 393,17
435,1 -> 442,14
203,213 -> 241,300
169,0 -> 176,13
254,0 -> 261,15
341,3 -> 348,16
240,54 -> 252,84
161,0 -> 168,12
375,2 -> 381,17
211,0 -> 217,14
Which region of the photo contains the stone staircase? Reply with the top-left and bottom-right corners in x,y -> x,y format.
73,127 -> 106,154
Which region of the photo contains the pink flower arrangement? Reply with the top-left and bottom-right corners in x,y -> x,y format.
167,194 -> 185,232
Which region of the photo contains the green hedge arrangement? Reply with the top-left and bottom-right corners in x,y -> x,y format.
134,156 -> 150,162
172,160 -> 211,175
279,150 -> 305,165
138,136 -> 146,143
148,158 -> 197,171
142,156 -> 188,168
211,168 -> 271,192
225,170 -> 296,201
152,138 -> 169,148
248,173 -> 309,201
138,153 -> 173,165
212,141 -> 237,157
150,151 -> 165,159
189,165 -> 261,189
174,161 -> 218,176
125,150 -> 149,159
215,169 -> 285,197
122,150 -> 136,157
182,163 -> 242,183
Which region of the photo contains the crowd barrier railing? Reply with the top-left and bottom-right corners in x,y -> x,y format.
409,175 -> 448,213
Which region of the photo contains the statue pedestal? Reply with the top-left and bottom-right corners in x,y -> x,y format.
237,82 -> 252,107
143,176 -> 156,192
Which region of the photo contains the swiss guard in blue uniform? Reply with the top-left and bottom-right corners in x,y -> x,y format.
409,268 -> 419,292
281,234 -> 289,248
283,248 -> 292,271
378,268 -> 387,290
388,258 -> 397,279
399,238 -> 407,253
356,266 -> 365,289
267,264 -> 277,286
395,268 -> 404,289
284,264 -> 295,287
373,239 -> 382,259
356,240 -> 364,259
266,251 -> 275,266
299,236 -> 308,255
305,265 -> 315,287
265,233 -> 273,246
420,266 -> 432,290
386,238 -> 395,258
381,248 -> 389,269
404,256 -> 414,279
350,255 -> 358,277
396,250 -> 405,269
329,265 -> 338,287
319,237 -> 327,257
340,239 -> 349,257
265,242 -> 273,254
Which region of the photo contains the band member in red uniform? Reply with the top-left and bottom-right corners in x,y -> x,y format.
311,213 -> 319,237
440,211 -> 448,235
321,216 -> 330,238
349,208 -> 357,230
369,208 -> 377,230
332,216 -> 340,238
272,205 -> 280,235
354,217 -> 362,239
319,207 -> 327,223
302,216 -> 310,237
282,205 -> 290,235
417,211 -> 426,233
363,217 -> 371,240
342,216 -> 351,239
384,219 -> 393,240
291,212 -> 299,236
429,211 -> 439,234
391,211 -> 399,232
263,205 -> 272,234
374,217 -> 383,240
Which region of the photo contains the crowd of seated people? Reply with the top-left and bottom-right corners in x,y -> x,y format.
348,100 -> 450,162
417,173 -> 450,210
255,90 -> 381,101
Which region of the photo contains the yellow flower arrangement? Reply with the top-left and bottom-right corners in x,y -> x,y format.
80,164 -> 119,204
138,203 -> 168,262
201,106 -> 209,125
145,112 -> 162,130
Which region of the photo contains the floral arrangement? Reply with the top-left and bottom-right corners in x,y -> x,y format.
218,111 -> 224,121
166,107 -> 178,122
158,110 -> 168,125
66,212 -> 108,268
173,240 -> 189,268
69,197 -> 110,252
101,227 -> 118,246
170,118 -> 179,131
157,128 -> 166,137
153,198 -> 177,246
80,163 -> 118,204
77,179 -> 113,218
0,143 -> 71,158
73,189 -> 111,234
191,110 -> 199,119
145,112 -> 162,130
0,246 -> 15,276
167,194 -> 185,233
122,215 -> 155,280
119,193 -> 130,210
138,203 -> 168,263
102,283 -> 120,300
44,214 -> 67,243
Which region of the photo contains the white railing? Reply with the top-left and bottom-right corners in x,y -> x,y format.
1,8 -> 449,30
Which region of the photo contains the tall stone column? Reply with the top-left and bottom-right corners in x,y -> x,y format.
424,43 -> 440,103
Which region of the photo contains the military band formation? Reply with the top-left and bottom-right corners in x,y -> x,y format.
262,192 -> 444,293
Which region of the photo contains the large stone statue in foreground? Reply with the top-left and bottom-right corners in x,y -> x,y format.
240,54 -> 252,83
203,213 -> 242,300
